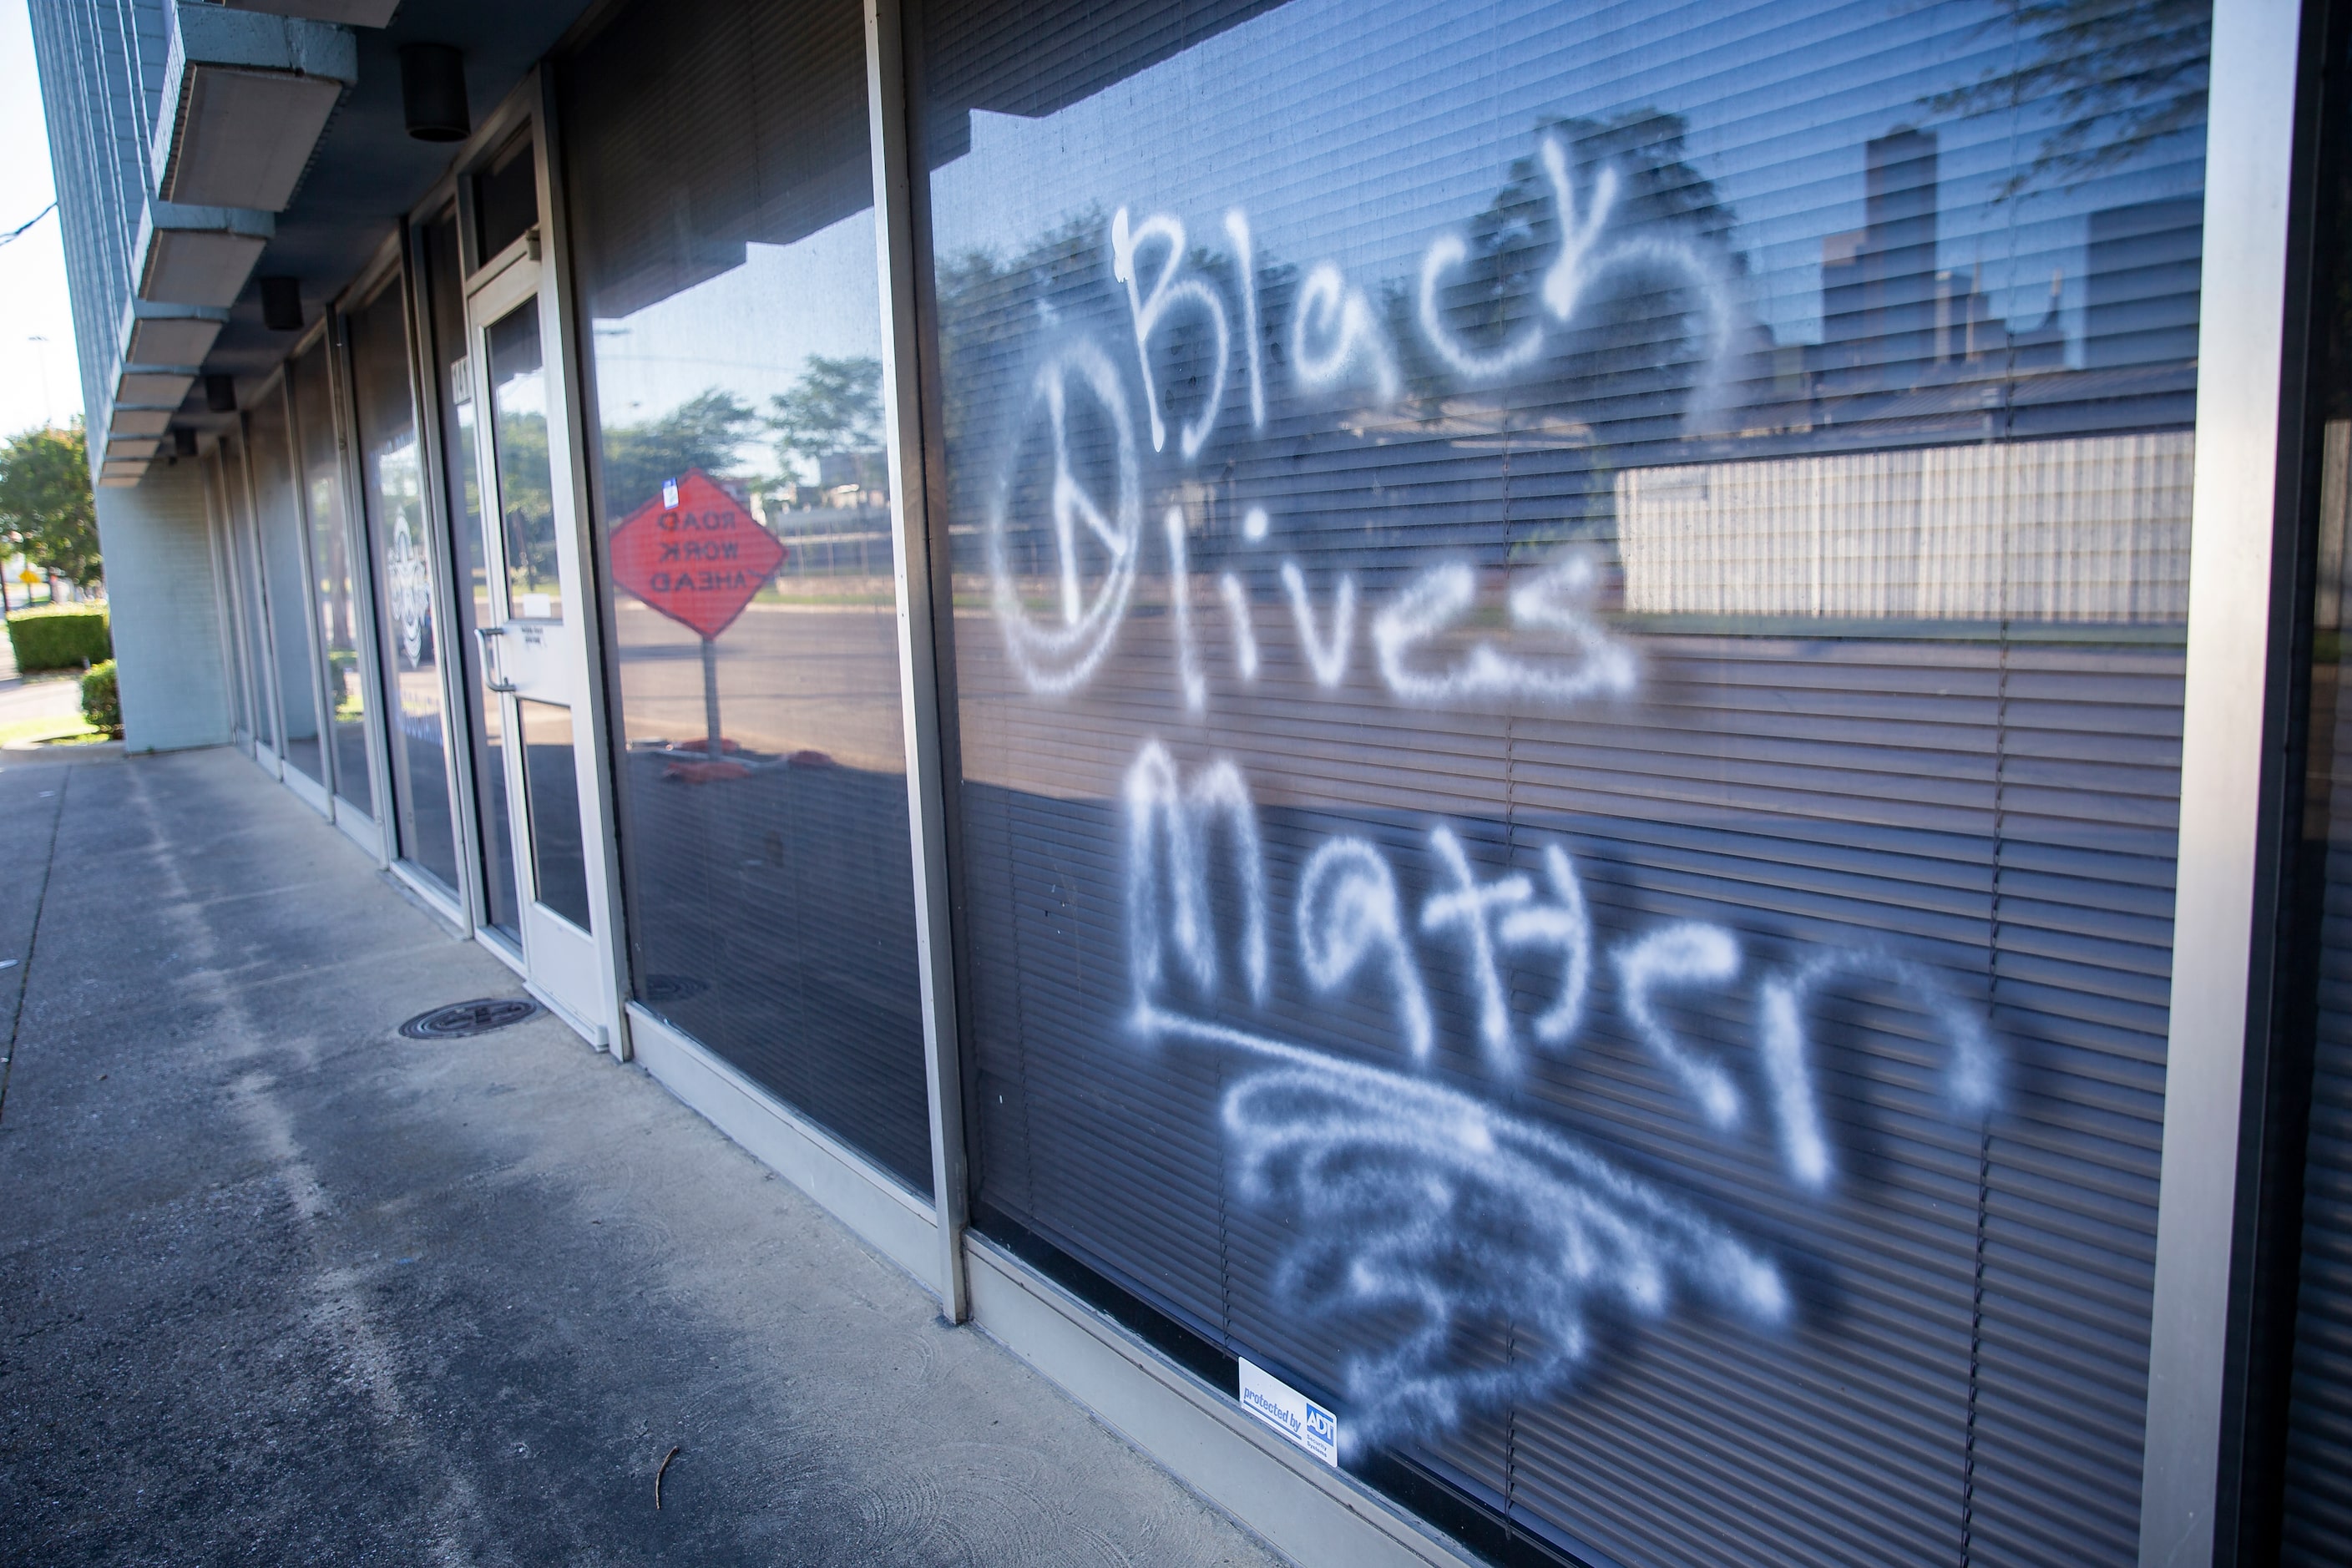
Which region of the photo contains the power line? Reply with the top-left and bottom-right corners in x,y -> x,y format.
0,204 -> 57,249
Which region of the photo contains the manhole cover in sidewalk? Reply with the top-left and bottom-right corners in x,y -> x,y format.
398,998 -> 543,1040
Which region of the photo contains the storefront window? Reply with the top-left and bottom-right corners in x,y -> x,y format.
292,335 -> 375,818
563,0 -> 930,1191
351,273 -> 461,893
917,0 -> 2207,1560
248,384 -> 325,785
219,431 -> 277,754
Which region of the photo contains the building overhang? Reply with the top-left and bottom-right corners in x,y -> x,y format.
119,301 -> 232,371
108,407 -> 179,439
116,371 -> 199,410
134,201 -> 276,309
153,3 -> 359,213
225,0 -> 401,25
104,436 -> 164,463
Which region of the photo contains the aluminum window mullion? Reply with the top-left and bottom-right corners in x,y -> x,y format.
2141,1 -> 2309,1562
867,0 -> 971,1323
331,300 -> 399,863
278,371 -> 338,805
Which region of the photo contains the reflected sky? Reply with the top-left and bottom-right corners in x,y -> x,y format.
928,0 -> 2205,354
589,210 -> 880,438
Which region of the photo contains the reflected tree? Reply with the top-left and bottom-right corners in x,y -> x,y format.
768,355 -> 885,498
1929,0 -> 2210,197
599,388 -> 761,521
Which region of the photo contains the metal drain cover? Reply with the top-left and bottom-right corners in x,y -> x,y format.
398,998 -> 542,1040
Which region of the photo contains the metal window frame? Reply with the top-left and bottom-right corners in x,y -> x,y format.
245,358 -> 335,818
534,63 -> 634,1055
286,312 -> 391,856
333,233 -> 472,927
2142,0 -> 2313,1563
220,419 -> 285,777
866,0 -> 971,1321
199,439 -> 257,755
323,266 -> 399,867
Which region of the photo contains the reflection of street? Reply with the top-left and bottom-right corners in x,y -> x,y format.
613,589 -> 903,771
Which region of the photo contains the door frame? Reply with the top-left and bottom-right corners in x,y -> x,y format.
459,245 -> 607,1034
397,68 -> 629,1052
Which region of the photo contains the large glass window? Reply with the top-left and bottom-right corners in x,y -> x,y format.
205,444 -> 256,747
563,0 -> 929,1191
351,273 -> 461,893
918,1 -> 2206,1562
248,383 -> 325,785
219,431 -> 277,753
292,336 -> 375,818
2269,17 -> 2352,1559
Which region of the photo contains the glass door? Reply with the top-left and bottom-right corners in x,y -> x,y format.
463,247 -> 606,1029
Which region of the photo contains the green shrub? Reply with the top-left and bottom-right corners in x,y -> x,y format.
80,659 -> 119,736
7,605 -> 111,672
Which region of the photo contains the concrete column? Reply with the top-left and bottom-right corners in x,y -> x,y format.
95,458 -> 231,753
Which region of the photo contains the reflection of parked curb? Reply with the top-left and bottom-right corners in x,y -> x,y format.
663,756 -> 750,783
647,738 -> 840,784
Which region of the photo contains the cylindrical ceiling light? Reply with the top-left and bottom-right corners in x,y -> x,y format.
399,44 -> 468,143
259,276 -> 301,332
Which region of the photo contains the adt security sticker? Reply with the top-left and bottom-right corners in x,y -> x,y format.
1238,1359 -> 1339,1466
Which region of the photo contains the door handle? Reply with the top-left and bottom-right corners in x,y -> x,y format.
476,625 -> 518,693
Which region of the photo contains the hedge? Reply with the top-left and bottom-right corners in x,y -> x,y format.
81,660 -> 120,735
7,605 -> 111,672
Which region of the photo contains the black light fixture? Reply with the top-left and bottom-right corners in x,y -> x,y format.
173,428 -> 197,458
259,276 -> 302,332
204,374 -> 235,413
400,44 -> 468,143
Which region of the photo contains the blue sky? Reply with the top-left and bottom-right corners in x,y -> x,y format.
0,0 -> 78,436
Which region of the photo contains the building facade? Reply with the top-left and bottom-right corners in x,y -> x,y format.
27,0 -> 2352,1561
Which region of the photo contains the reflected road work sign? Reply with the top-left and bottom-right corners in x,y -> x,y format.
607,468 -> 786,640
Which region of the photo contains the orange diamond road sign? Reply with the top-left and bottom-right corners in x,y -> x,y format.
607,469 -> 786,640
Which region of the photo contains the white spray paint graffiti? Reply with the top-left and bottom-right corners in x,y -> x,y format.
1756,952 -> 2000,1191
1223,208 -> 1266,432
1508,844 -> 1594,1048
1209,1024 -> 1788,1449
989,340 -> 1144,695
1115,741 -> 2000,1442
986,131 -> 1750,711
1372,550 -> 1637,708
1418,135 -> 1734,411
1219,572 -> 1259,680
1292,261 -> 1402,407
1279,561 -> 1357,689
1295,837 -> 1434,1061
981,124 -> 2001,1451
1421,828 -> 1595,1075
1112,208 -> 1232,461
1612,923 -> 1746,1130
1164,505 -> 1207,712
1126,741 -> 1270,1009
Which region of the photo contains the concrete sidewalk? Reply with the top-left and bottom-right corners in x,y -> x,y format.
0,745 -> 1282,1566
